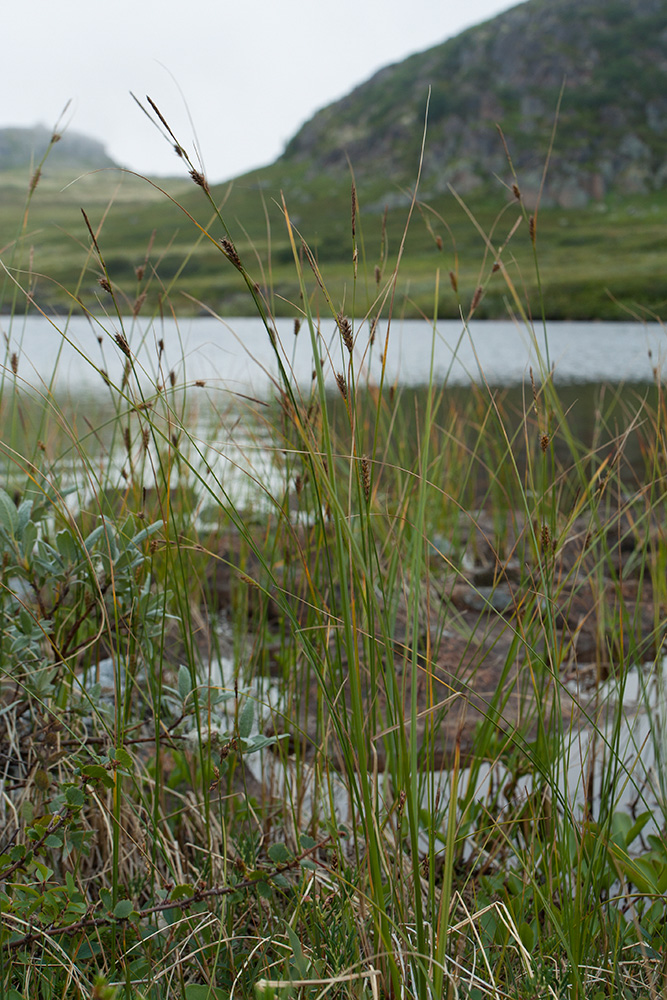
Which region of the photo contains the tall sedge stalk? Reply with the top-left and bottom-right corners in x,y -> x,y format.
1,99 -> 667,999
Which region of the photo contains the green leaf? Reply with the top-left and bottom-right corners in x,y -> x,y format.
132,521 -> 163,545
170,882 -> 195,900
113,899 -> 134,919
238,699 -> 254,740
244,734 -> 283,754
45,834 -> 63,848
268,842 -> 291,864
256,880 -> 273,901
16,498 -> 32,533
114,747 -> 134,771
178,664 -> 192,702
84,523 -> 106,551
299,834 -> 316,850
0,487 -> 18,536
285,923 -> 308,977
65,786 -> 86,807
32,861 -> 54,882
56,529 -> 79,563
271,874 -> 290,888
20,518 -> 37,558
185,986 -> 229,1000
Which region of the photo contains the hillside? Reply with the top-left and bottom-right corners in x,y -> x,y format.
282,0 -> 667,208
0,125 -> 117,174
2,0 -> 667,320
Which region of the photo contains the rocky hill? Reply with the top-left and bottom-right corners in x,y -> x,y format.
0,125 -> 116,173
281,0 -> 667,207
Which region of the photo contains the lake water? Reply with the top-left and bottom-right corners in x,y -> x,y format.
2,315 -> 664,394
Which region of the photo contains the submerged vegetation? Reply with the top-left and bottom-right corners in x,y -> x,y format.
0,113 -> 666,1000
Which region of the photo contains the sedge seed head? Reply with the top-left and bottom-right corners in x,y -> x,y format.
338,313 -> 354,354
114,333 -> 132,358
220,237 -> 243,271
361,455 -> 371,503
541,523 -> 551,551
189,169 -> 210,193
335,371 -> 348,399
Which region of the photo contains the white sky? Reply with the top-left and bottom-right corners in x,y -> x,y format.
3,0 -> 520,182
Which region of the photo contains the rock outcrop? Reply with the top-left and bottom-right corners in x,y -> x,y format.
281,0 -> 667,207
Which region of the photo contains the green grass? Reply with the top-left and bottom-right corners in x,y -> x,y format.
0,119 -> 666,1000
3,141 -> 667,320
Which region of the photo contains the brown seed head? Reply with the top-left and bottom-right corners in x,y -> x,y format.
541,523 -> 551,552
361,455 -> 371,503
220,237 -> 243,271
449,270 -> 458,293
540,433 -> 550,452
294,318 -> 301,337
470,285 -> 483,312
370,315 -> 379,346
529,215 -> 536,245
29,168 -> 42,193
114,333 -> 132,358
512,183 -> 521,201
335,371 -> 347,399
132,292 -> 147,318
338,314 -> 354,354
189,169 -> 210,194
99,275 -> 112,294
492,261 -> 500,273
435,235 -> 443,251
135,264 -> 145,282
169,370 -> 176,388
10,353 -> 18,375
123,426 -> 132,454
374,264 -> 382,287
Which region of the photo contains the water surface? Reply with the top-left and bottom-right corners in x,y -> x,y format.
2,315 -> 663,394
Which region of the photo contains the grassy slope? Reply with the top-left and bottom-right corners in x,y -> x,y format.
1,158 -> 667,321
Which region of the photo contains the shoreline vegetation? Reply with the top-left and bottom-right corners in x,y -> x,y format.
2,152 -> 667,322
0,113 -> 666,1000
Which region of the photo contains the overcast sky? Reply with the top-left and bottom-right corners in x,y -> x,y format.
3,0 -> 520,182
